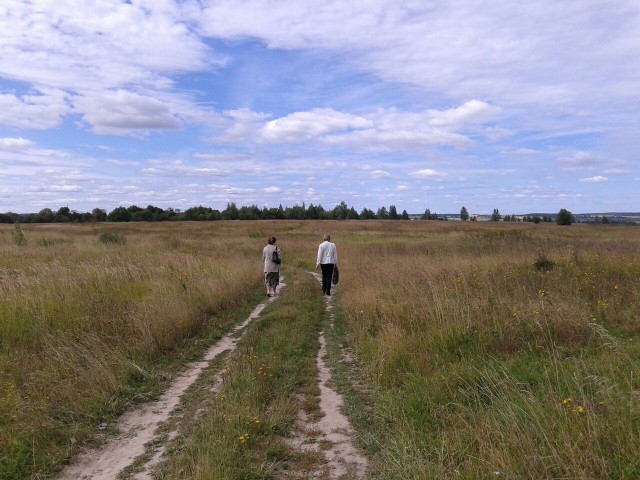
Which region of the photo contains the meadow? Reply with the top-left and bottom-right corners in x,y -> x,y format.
1,220 -> 639,479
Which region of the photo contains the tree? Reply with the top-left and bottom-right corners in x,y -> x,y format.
389,205 -> 399,220
34,208 -> 55,223
401,209 -> 410,220
556,208 -> 573,225
360,208 -> 375,220
490,209 -> 501,222
91,208 -> 107,222
420,208 -> 438,220
377,206 -> 389,219
0,212 -> 19,223
108,206 -> 131,222
331,201 -> 349,220
55,207 -> 70,222
460,206 -> 469,221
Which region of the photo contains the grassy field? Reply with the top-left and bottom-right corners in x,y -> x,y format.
1,220 -> 639,479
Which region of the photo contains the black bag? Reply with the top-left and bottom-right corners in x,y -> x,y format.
272,248 -> 281,264
332,265 -> 339,284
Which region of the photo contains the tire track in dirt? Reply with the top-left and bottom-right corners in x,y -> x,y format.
57,280 -> 285,480
282,274 -> 368,479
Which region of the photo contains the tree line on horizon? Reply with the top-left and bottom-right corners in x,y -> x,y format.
0,203 -> 583,225
0,202 -> 415,224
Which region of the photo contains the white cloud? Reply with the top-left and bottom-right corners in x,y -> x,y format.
141,165 -> 227,177
0,1 -> 217,92
579,176 -> 609,183
0,89 -> 71,129
371,170 -> 391,179
562,151 -> 603,166
260,108 -> 372,142
28,184 -> 83,192
196,1 -> 640,106
75,90 -> 180,135
409,169 -> 441,179
194,152 -> 251,162
207,184 -> 256,195
0,137 -> 35,150
396,184 -> 410,191
264,186 -> 281,193
426,100 -> 501,127
227,101 -> 494,150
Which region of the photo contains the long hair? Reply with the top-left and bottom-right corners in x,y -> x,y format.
268,236 -> 276,245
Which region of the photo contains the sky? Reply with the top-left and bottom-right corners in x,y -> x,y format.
0,0 -> 639,215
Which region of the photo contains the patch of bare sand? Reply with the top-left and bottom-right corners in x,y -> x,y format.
58,280 -> 285,480
282,274 -> 368,479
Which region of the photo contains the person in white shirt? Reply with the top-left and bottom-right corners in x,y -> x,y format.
315,233 -> 338,295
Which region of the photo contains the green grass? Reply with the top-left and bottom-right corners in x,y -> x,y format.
335,221 -> 640,478
156,268 -> 324,479
0,222 -> 264,479
2,220 -> 639,479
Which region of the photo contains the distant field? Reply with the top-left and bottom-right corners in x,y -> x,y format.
1,221 -> 639,479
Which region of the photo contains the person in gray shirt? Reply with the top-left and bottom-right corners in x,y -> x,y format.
263,236 -> 280,297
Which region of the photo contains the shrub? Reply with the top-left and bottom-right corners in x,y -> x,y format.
533,252 -> 554,272
98,231 -> 126,245
11,223 -> 27,246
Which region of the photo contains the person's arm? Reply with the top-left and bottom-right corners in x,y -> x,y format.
316,243 -> 323,268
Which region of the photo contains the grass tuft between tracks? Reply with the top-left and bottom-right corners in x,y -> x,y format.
156,268 -> 324,479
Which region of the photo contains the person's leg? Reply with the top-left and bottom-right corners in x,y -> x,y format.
320,263 -> 331,294
326,263 -> 334,295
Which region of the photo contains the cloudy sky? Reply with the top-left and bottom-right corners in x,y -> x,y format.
1,0 -> 638,214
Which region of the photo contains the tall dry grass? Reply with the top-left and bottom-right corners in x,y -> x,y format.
0,222 -> 267,478
2,219 -> 639,479
333,221 -> 640,478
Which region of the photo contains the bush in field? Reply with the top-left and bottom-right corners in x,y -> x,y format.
11,223 -> 27,246
98,231 -> 126,245
534,251 -> 554,271
556,208 -> 573,225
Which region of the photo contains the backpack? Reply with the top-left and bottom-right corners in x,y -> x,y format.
272,247 -> 281,264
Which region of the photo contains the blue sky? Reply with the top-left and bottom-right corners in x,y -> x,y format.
1,0 -> 638,214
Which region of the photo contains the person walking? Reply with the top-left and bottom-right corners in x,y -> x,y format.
263,236 -> 281,297
316,233 -> 338,295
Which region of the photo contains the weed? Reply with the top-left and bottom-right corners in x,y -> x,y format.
534,251 -> 554,271
98,231 -> 126,245
11,223 -> 26,246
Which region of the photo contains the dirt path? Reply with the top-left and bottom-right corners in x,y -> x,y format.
58,280 -> 285,480
282,274 -> 369,479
